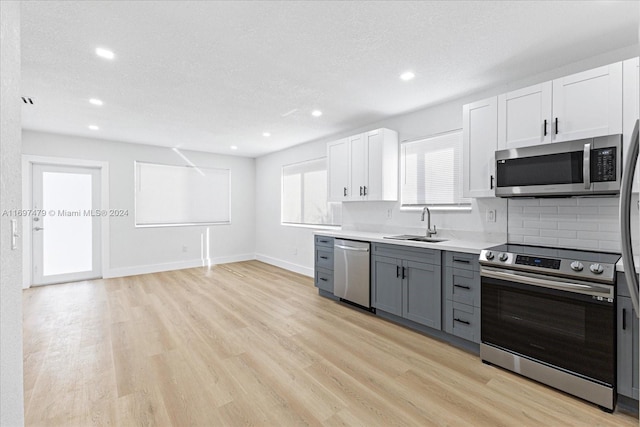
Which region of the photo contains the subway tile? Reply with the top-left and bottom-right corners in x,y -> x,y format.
558,206 -> 599,215
577,214 -> 614,222
507,206 -> 524,214
557,221 -> 598,231
509,199 -> 539,208
507,234 -> 524,243
577,197 -> 619,206
558,238 -> 599,250
523,235 -> 558,246
577,230 -> 619,242
508,227 -> 540,237
523,220 -> 557,230
540,229 -> 576,239
599,206 -> 619,215
540,213 -> 577,221
539,198 -> 578,206
599,240 -> 621,252
508,219 -> 524,228
598,221 -> 620,232
523,206 -> 558,214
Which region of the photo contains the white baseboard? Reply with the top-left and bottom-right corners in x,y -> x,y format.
255,253 -> 314,277
104,253 -> 255,279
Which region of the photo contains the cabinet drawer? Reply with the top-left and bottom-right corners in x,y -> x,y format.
444,267 -> 480,307
315,268 -> 334,293
315,235 -> 334,248
445,251 -> 479,271
372,243 -> 440,266
444,300 -> 480,344
315,248 -> 334,270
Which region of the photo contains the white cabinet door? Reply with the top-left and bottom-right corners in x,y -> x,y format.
623,57 -> 639,193
463,97 -> 498,198
348,133 -> 367,201
552,62 -> 623,142
498,82 -> 552,149
327,138 -> 350,202
365,128 -> 398,201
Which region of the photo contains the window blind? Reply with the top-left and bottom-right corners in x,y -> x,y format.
401,131 -> 471,207
282,158 -> 341,226
135,161 -> 230,226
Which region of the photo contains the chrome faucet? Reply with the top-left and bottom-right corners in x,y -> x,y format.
421,207 -> 437,237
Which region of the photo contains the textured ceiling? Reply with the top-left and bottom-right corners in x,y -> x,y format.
20,1 -> 639,157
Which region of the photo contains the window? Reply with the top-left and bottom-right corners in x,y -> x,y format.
135,161 -> 230,226
401,130 -> 471,208
282,158 -> 341,226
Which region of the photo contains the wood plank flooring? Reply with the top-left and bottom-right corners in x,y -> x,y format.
23,261 -> 638,426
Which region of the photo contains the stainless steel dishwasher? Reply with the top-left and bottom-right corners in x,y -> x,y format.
334,239 -> 370,308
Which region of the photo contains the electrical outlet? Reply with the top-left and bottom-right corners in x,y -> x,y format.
486,210 -> 496,223
387,209 -> 393,219
182,245 -> 188,252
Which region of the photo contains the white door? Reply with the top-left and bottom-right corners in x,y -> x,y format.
463,96 -> 498,198
31,164 -> 102,285
551,62 -> 623,142
497,82 -> 552,149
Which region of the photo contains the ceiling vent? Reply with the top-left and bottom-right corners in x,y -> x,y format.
21,97 -> 34,105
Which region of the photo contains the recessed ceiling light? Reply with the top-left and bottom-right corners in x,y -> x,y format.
95,47 -> 115,60
400,71 -> 415,81
89,98 -> 103,106
230,145 -> 238,150
311,110 -> 323,117
263,132 -> 271,137
88,125 -> 99,130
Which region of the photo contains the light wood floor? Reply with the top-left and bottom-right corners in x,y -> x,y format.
23,261 -> 638,426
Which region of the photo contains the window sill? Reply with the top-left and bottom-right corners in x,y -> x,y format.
280,223 -> 341,230
400,206 -> 472,212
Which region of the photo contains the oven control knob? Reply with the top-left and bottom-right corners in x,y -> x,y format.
570,261 -> 584,272
590,263 -> 604,274
485,251 -> 494,260
498,252 -> 508,262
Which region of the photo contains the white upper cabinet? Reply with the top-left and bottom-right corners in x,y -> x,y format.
327,128 -> 398,202
497,62 -> 623,149
463,96 -> 498,198
498,82 -> 552,149
622,57 -> 639,192
327,138 -> 349,201
552,62 -> 622,142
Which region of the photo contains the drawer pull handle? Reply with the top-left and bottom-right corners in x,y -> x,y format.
319,240 -> 328,243
320,256 -> 328,260
454,259 -> 470,264
454,284 -> 471,290
396,265 -> 400,278
454,318 -> 470,325
320,278 -> 328,282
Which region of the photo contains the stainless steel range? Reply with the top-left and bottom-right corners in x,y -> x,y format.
479,244 -> 620,411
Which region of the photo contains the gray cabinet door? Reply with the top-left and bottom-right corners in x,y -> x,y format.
372,255 -> 402,316
618,296 -> 639,399
403,260 -> 442,330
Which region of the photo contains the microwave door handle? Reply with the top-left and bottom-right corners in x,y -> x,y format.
583,142 -> 591,190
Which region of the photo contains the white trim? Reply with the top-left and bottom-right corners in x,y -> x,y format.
255,253 -> 314,277
103,253 -> 255,279
400,206 -> 473,212
21,155 -> 110,288
281,223 -> 341,230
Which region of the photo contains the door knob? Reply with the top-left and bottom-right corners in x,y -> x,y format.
33,226 -> 44,231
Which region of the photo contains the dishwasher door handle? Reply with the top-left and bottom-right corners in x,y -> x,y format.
335,244 -> 369,252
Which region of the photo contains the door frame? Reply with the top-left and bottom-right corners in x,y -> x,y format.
21,155 -> 110,288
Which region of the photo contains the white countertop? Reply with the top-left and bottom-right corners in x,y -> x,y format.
313,229 -> 501,255
616,256 -> 640,275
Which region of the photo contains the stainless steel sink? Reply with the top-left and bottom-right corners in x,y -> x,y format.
383,235 -> 447,243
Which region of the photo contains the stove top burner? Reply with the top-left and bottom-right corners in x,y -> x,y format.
479,244 -> 620,284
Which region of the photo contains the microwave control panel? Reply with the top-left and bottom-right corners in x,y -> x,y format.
591,147 -> 616,182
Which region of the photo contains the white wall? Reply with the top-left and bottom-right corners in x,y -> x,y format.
0,1 -> 24,425
255,45 -> 639,275
22,131 -> 256,279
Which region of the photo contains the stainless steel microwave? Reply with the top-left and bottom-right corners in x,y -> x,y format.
495,134 -> 622,197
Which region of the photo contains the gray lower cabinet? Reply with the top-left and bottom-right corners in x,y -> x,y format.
617,272 -> 639,400
443,251 -> 481,344
314,236 -> 335,294
372,243 -> 441,330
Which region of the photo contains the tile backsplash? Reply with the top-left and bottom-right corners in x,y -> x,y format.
507,196 -> 638,252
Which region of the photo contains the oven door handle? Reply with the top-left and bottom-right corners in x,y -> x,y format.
480,267 -> 614,299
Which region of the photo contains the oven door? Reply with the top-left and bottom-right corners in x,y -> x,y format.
481,267 -> 615,386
